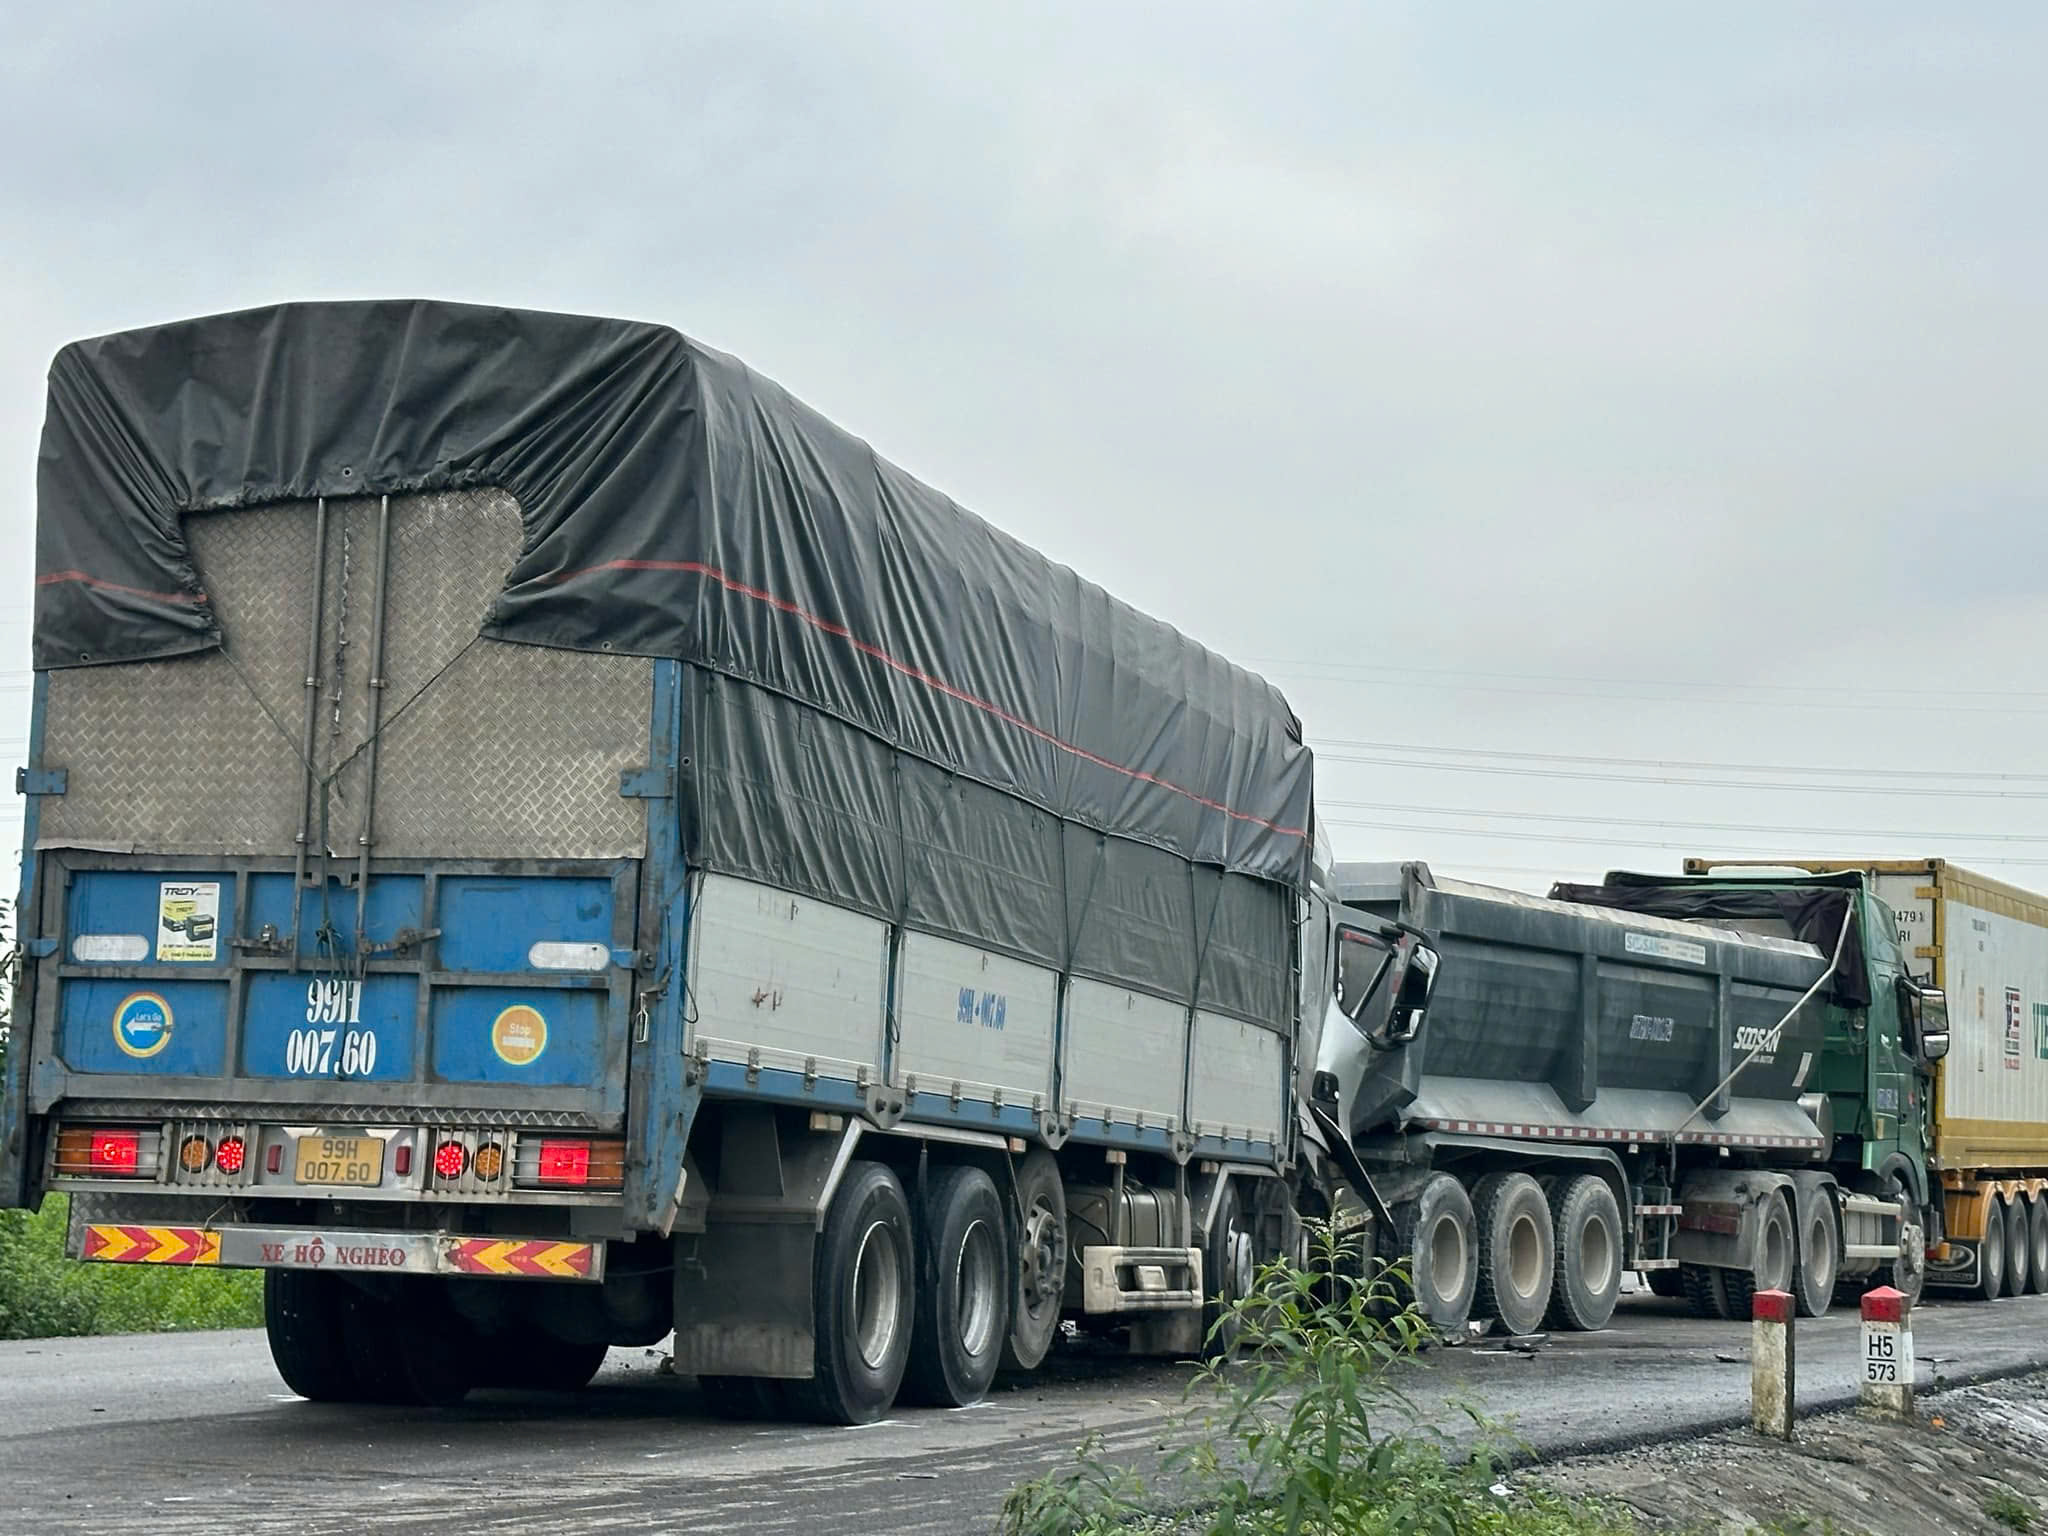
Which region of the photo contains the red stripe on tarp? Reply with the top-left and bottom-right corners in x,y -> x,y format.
36,569 -> 208,604
549,557 -> 1307,840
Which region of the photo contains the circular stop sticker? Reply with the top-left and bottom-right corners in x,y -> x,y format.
491,1004 -> 548,1067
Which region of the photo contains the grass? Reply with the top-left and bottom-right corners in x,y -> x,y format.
0,1194 -> 265,1340
1986,1488 -> 2036,1533
999,1226 -> 1646,1536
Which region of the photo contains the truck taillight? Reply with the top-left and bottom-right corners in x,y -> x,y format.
516,1136 -> 625,1192
434,1141 -> 469,1180
536,1140 -> 589,1185
54,1125 -> 158,1178
215,1136 -> 247,1175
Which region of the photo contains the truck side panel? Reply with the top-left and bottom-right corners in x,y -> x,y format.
1931,871 -> 2048,1171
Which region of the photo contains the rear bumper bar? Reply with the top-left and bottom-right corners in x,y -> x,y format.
72,1218 -> 604,1282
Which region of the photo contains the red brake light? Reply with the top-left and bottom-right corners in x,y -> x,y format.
433,1141 -> 468,1180
536,1139 -> 591,1186
214,1136 -> 246,1175
90,1130 -> 141,1173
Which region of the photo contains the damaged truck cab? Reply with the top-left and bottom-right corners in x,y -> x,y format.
1303,863 -> 1940,1333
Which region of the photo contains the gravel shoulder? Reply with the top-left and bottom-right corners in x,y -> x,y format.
1529,1371 -> 2048,1535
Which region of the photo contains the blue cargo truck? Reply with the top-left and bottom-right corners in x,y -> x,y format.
0,301 -> 1446,1421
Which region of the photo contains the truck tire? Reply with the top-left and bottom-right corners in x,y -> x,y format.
1000,1149 -> 1066,1375
265,1270 -> 360,1402
901,1164 -> 1009,1407
2005,1196 -> 2032,1299
1722,1191 -> 1794,1322
1793,1192 -> 1840,1319
1680,1262 -> 1730,1320
1202,1180 -> 1257,1357
1973,1202 -> 2006,1302
1470,1173 -> 1553,1336
472,1333 -> 611,1393
1645,1268 -> 1684,1298
2029,1197 -> 2048,1294
785,1160 -> 916,1425
699,1376 -> 785,1420
1545,1175 -> 1621,1332
1394,1174 -> 1477,1331
1871,1184 -> 1926,1309
339,1279 -> 473,1406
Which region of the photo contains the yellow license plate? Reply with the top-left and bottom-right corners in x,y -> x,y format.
294,1134 -> 385,1187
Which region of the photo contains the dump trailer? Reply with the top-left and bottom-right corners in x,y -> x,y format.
1684,858 -> 2048,1304
1,301 -> 1444,1422
1311,863 -> 1938,1334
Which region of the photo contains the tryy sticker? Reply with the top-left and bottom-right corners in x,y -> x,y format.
157,882 -> 221,963
113,992 -> 174,1059
492,1004 -> 549,1066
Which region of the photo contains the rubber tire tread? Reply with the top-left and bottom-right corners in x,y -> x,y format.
1722,1193 -> 1793,1323
1545,1175 -> 1622,1332
1393,1173 -> 1477,1331
1470,1172 -> 1554,1337
784,1160 -> 916,1425
264,1269 -> 361,1403
999,1149 -> 1066,1376
900,1164 -> 1009,1407
1680,1262 -> 1730,1320
1975,1202 -> 2006,1302
2029,1198 -> 2048,1295
474,1334 -> 610,1392
1793,1193 -> 1839,1320
2005,1197 -> 2032,1298
1201,1181 -> 1248,1359
1645,1269 -> 1684,1299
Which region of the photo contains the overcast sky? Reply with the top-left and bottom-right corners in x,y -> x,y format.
4,3 -> 2046,896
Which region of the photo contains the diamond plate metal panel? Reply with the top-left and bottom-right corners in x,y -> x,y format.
39,488 -> 651,862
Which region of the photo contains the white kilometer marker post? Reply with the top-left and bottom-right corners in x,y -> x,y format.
1750,1287 -> 1794,1440
1859,1285 -> 1913,1421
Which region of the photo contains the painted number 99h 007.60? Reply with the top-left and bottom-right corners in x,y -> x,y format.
286,980 -> 378,1076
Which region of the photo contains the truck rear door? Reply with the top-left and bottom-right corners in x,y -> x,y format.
12,490 -> 666,1219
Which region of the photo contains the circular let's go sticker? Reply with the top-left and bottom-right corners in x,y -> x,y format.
491,1004 -> 548,1067
113,992 -> 174,1059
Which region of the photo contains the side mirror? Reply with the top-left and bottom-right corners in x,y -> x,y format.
1916,984 -> 1950,1064
1386,942 -> 1440,1045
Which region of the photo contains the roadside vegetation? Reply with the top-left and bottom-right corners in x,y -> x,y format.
0,898 -> 263,1341
0,1194 -> 265,1340
998,1225 -> 1643,1536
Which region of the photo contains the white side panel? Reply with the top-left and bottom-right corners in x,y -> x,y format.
894,933 -> 1057,1107
1939,893 -> 2048,1128
1186,1011 -> 1286,1146
685,875 -> 887,1081
1063,980 -> 1187,1129
1869,873 -> 1938,987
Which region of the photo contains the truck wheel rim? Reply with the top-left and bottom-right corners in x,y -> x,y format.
1020,1199 -> 1063,1315
1805,1209 -> 1834,1295
1508,1210 -> 1544,1300
1761,1210 -> 1791,1291
1579,1213 -> 1614,1296
852,1219 -> 904,1370
956,1217 -> 1001,1358
1430,1213 -> 1468,1300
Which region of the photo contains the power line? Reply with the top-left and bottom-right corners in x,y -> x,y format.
1311,737 -> 2048,784
1315,750 -> 2048,800
1318,811 -> 2048,872
1250,656 -> 2048,703
1317,797 -> 2048,845
1269,665 -> 2048,716
1318,814 -> 2048,868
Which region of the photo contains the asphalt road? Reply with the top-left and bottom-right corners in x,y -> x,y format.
5,1290 -> 2048,1535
